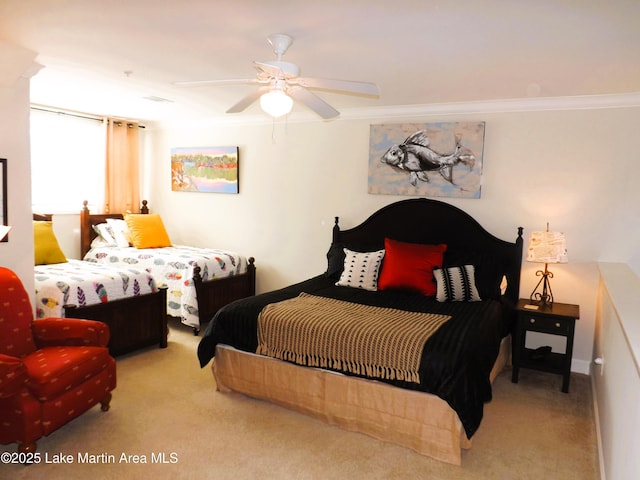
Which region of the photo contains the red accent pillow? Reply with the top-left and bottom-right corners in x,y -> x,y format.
378,238 -> 447,296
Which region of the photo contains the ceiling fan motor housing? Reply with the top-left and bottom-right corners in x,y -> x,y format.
259,60 -> 300,78
267,33 -> 294,58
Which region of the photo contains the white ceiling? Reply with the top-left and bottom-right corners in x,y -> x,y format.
1,0 -> 639,122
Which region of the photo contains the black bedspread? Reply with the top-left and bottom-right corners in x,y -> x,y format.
197,274 -> 513,438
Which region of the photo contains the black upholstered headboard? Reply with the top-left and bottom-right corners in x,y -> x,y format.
332,198 -> 523,304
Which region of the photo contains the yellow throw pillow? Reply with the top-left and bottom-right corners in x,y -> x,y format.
34,221 -> 67,265
125,214 -> 172,249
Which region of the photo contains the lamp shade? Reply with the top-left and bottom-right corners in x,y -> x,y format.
526,230 -> 568,264
260,90 -> 293,117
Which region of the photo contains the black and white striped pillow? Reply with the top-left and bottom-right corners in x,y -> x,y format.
434,265 -> 482,302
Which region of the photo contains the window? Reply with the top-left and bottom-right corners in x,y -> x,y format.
30,108 -> 107,213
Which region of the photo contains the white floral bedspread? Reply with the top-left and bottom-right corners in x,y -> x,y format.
34,259 -> 157,319
83,245 -> 248,329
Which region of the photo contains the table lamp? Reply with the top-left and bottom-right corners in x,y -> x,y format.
526,223 -> 568,305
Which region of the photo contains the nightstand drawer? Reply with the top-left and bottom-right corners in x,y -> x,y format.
521,315 -> 570,333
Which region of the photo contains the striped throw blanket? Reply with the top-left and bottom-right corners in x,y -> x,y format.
256,293 -> 451,383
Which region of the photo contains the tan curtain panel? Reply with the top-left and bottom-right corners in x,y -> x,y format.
104,119 -> 140,214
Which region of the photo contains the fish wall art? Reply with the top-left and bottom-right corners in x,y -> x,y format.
368,122 -> 485,198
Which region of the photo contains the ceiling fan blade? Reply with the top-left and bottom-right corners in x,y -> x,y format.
294,77 -> 379,96
226,87 -> 269,113
172,78 -> 259,87
287,85 -> 339,119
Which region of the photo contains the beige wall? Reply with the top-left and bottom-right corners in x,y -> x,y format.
144,104 -> 640,375
593,264 -> 640,480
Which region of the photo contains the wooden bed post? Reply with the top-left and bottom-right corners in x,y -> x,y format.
332,217 -> 340,243
80,200 -> 91,259
504,226 -> 524,305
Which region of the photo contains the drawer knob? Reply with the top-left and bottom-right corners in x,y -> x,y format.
529,318 -> 535,324
555,322 -> 561,328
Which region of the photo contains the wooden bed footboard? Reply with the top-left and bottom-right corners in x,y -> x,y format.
192,257 -> 256,335
64,287 -> 168,357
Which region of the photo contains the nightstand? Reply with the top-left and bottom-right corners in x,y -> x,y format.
511,299 -> 580,393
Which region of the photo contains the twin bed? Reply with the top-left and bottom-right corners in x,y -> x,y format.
197,198 -> 523,465
33,202 -> 256,356
79,201 -> 256,335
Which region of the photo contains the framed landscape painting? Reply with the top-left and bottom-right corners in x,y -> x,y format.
171,146 -> 239,194
368,122 -> 485,198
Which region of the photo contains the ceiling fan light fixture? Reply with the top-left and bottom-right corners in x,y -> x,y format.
260,90 -> 293,117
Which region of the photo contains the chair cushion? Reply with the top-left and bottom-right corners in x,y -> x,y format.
33,317 -> 110,348
22,346 -> 112,401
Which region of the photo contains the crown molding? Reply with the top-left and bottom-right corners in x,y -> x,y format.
155,92 -> 640,129
340,92 -> 640,120
0,40 -> 38,87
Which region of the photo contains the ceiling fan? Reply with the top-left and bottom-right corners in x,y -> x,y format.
173,33 -> 380,119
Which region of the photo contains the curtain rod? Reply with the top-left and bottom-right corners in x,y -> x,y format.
31,105 -> 103,122
30,105 -> 146,128
110,120 -> 146,129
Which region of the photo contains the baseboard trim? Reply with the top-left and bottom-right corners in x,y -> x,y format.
571,358 -> 591,375
591,374 -> 606,480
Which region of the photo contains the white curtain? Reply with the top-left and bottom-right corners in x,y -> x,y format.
30,109 -> 106,213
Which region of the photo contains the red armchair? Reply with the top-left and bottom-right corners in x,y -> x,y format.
0,267 -> 116,453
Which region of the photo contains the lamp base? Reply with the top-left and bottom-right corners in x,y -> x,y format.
529,263 -> 555,305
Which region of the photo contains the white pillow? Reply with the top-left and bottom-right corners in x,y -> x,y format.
335,248 -> 385,291
106,218 -> 131,247
434,265 -> 482,302
90,235 -> 114,248
92,222 -> 117,246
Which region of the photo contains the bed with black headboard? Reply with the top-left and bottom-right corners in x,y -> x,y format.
33,211 -> 168,356
80,201 -> 256,335
197,198 -> 523,465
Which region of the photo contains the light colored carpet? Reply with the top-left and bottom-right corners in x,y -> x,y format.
1,319 -> 600,480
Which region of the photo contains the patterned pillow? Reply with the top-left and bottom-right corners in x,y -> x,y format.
106,218 -> 131,247
92,222 -> 117,246
335,248 -> 385,291
434,265 -> 482,302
